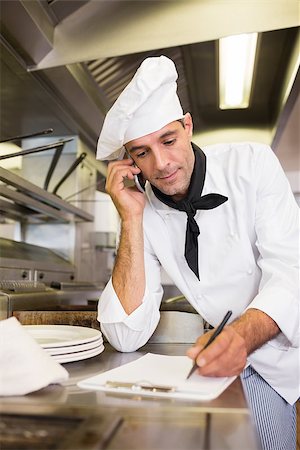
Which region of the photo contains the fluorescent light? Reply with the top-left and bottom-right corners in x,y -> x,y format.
219,33 -> 258,109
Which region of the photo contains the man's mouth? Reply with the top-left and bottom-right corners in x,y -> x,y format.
158,169 -> 178,182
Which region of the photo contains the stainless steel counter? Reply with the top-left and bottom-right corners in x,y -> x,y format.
0,343 -> 261,450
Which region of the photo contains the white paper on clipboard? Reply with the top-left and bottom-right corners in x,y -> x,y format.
77,353 -> 236,401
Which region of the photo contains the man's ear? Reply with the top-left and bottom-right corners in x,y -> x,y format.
183,112 -> 193,138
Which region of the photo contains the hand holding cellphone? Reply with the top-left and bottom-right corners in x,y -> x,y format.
122,152 -> 146,193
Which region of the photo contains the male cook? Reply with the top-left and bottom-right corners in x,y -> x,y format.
96,56 -> 299,450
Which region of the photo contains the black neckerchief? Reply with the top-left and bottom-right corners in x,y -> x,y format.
151,143 -> 228,279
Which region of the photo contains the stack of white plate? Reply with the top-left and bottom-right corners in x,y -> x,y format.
24,325 -> 104,363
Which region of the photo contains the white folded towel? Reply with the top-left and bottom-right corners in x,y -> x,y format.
0,317 -> 69,396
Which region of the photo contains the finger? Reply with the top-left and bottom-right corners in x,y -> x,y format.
197,329 -> 247,376
108,158 -> 134,169
107,160 -> 136,177
186,332 -> 213,359
198,359 -> 237,377
201,331 -> 229,358
106,159 -> 132,182
187,328 -> 232,370
197,346 -> 247,377
106,165 -> 139,192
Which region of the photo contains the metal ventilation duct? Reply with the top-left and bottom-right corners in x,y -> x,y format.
85,48 -> 192,113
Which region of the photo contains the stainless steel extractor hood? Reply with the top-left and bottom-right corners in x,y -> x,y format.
0,0 -> 299,155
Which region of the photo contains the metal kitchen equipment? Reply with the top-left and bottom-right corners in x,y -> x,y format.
0,166 -> 93,223
0,128 -> 54,143
0,238 -> 103,321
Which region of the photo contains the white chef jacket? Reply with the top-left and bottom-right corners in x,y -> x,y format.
98,142 -> 300,404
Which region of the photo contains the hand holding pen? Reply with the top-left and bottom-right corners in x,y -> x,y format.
186,310 -> 233,379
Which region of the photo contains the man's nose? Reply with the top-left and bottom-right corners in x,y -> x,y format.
153,148 -> 169,170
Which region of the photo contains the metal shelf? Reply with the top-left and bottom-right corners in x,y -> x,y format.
0,167 -> 93,222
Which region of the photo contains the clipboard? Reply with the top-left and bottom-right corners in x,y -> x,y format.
77,353 -> 236,401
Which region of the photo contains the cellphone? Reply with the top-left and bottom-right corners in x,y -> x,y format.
124,152 -> 146,192
134,172 -> 146,192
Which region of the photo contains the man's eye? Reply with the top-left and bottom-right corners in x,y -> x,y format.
136,151 -> 147,158
164,139 -> 176,146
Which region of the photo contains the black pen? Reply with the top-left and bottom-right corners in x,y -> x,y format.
186,310 -> 233,379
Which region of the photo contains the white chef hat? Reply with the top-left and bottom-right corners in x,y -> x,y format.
96,55 -> 184,160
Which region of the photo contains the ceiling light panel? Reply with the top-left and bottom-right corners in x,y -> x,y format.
219,33 -> 258,110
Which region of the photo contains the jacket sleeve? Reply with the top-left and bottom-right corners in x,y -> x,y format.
246,144 -> 299,348
97,235 -> 163,352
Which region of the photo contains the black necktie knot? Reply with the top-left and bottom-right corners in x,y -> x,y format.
180,200 -> 196,217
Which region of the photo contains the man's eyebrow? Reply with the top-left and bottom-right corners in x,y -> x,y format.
127,144 -> 147,154
127,129 -> 178,153
159,130 -> 177,140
